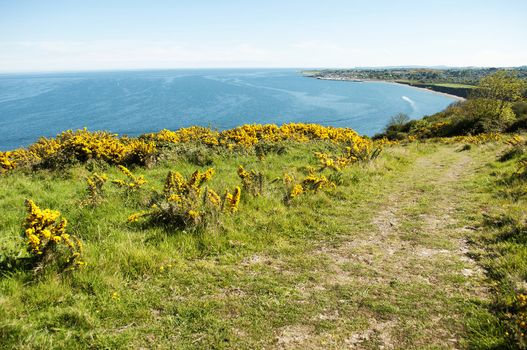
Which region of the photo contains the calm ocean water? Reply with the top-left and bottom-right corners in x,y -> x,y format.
0,69 -> 458,151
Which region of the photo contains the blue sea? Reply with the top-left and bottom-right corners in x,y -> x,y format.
0,69 -> 458,151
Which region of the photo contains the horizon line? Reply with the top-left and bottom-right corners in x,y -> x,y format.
1,65 -> 526,75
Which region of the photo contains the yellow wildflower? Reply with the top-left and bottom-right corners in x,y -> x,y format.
206,189 -> 221,206
187,210 -> 200,220
225,186 -> 241,213
290,184 -> 304,198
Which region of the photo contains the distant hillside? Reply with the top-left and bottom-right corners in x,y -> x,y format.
303,67 -> 527,98
374,70 -> 527,140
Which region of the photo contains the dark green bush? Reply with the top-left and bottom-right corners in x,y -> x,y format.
507,117 -> 527,133
513,101 -> 527,118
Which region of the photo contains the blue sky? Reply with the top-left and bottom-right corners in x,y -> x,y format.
1,0 -> 526,72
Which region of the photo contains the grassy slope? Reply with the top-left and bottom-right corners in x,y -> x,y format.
393,80 -> 474,98
0,140 -> 516,349
431,83 -> 477,89
394,80 -> 476,89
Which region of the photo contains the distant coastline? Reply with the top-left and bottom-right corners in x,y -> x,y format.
309,76 -> 466,101
395,81 -> 466,101
299,67 -> 527,100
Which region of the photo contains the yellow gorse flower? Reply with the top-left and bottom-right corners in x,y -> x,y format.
314,152 -> 352,171
168,194 -> 182,203
1,128 -> 158,173
164,170 -> 186,195
188,168 -> 215,190
237,165 -> 263,196
237,165 -> 251,179
301,173 -> 335,192
506,135 -> 524,147
375,137 -> 400,146
206,189 -> 221,206
23,199 -> 84,268
186,209 -> 200,221
290,184 -> 304,198
283,172 -> 335,203
507,293 -> 527,343
283,173 -> 294,184
112,165 -> 147,190
223,186 -> 241,213
84,172 -> 108,205
129,168 -> 224,227
127,211 -> 148,223
0,151 -> 16,172
164,168 -> 214,198
142,123 -> 373,151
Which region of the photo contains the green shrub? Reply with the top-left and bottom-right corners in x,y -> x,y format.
513,101 -> 527,119
507,116 -> 527,133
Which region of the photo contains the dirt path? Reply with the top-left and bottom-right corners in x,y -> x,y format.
275,147 -> 490,349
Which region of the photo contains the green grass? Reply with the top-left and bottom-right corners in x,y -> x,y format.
393,80 -> 476,88
462,141 -> 527,347
0,138 -> 523,349
429,83 -> 477,89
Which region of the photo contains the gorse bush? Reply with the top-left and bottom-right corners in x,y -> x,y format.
282,172 -> 335,203
128,168 -> 240,229
120,138 -> 158,167
301,173 -> 336,192
0,149 -> 40,173
0,151 -> 17,173
142,126 -> 220,146
43,130 -> 157,167
237,165 -> 264,196
143,123 -> 371,148
0,129 -> 158,173
379,131 -> 509,146
510,293 -> 527,347
443,133 -> 504,145
499,135 -> 526,162
222,186 -> 241,213
163,168 -> 215,199
1,123 -> 374,175
83,173 -> 108,206
314,143 -> 381,172
158,141 -> 216,166
315,152 -> 352,172
111,165 -> 147,191
23,199 -> 85,270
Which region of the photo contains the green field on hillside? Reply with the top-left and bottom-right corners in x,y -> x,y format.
430,83 -> 477,89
